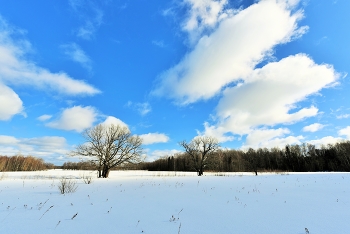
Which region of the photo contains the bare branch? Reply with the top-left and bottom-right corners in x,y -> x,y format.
179,136 -> 219,176
70,124 -> 144,178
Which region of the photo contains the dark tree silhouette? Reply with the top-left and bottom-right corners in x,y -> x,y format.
179,136 -> 219,176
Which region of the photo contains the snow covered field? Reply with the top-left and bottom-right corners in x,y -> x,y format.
0,170 -> 349,234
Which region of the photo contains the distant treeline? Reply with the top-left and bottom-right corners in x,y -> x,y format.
0,155 -> 55,172
61,141 -> 350,173
62,161 -> 96,170
141,141 -> 350,173
61,160 -> 139,171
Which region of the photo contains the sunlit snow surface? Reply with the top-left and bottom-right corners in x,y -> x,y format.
0,170 -> 349,234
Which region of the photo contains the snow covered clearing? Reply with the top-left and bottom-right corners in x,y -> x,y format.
0,170 -> 349,234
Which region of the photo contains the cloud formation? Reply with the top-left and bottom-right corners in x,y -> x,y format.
37,114 -> 52,122
0,83 -> 23,120
61,43 -> 92,71
153,0 -> 308,104
139,133 -> 170,145
69,0 -> 104,40
182,0 -> 233,44
0,135 -> 67,157
205,54 -> 338,137
303,123 -> 325,132
101,116 -> 129,130
126,101 -> 152,116
46,106 -> 98,132
156,0 -> 342,149
0,15 -> 100,97
338,126 -> 350,139
242,128 -> 303,149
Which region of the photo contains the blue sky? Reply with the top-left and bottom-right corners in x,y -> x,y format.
0,0 -> 349,165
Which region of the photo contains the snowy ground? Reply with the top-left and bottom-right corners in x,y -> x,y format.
0,170 -> 349,234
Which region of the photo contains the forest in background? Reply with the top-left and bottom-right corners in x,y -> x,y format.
0,155 -> 55,171
62,141 -> 350,173
139,142 -> 350,173
1,141 -> 350,173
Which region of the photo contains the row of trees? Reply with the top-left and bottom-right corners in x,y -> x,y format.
3,124 -> 346,176
0,155 -> 55,171
67,123 -> 350,176
62,161 -> 96,170
142,141 -> 350,174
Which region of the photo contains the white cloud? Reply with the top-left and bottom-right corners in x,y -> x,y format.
126,101 -> 152,116
0,15 -> 100,96
37,114 -> 52,122
0,135 -> 20,145
336,114 -> 350,119
205,54 -> 338,137
244,135 -> 304,150
307,136 -> 345,147
0,83 -> 24,120
61,43 -> 92,71
0,135 -> 68,157
241,128 -> 303,149
198,122 -> 234,142
101,116 -> 129,130
281,127 -> 350,148
21,136 -> 67,155
302,123 -> 325,132
153,0 -> 308,104
245,128 -> 290,146
338,126 -> 350,139
46,106 -> 98,132
182,0 -> 233,44
139,133 -> 170,145
69,1 -> 104,40
152,40 -> 166,48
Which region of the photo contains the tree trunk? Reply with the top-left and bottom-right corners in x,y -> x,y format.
102,166 -> 110,178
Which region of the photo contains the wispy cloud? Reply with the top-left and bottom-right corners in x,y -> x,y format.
152,40 -> 166,48
61,43 -> 92,72
69,0 -> 104,40
37,114 -> 52,122
181,0 -> 234,45
0,135 -> 68,158
126,101 -> 152,116
336,114 -> 350,119
0,15 -> 100,96
46,106 -> 98,132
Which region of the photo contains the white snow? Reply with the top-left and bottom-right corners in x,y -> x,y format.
1,170 -> 349,234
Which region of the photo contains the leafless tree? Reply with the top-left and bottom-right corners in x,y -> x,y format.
179,136 -> 219,176
71,124 -> 143,178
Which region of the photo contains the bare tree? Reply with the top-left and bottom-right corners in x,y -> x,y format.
179,136 -> 219,176
71,124 -> 143,178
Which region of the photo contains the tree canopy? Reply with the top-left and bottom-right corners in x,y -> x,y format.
71,124 -> 143,178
